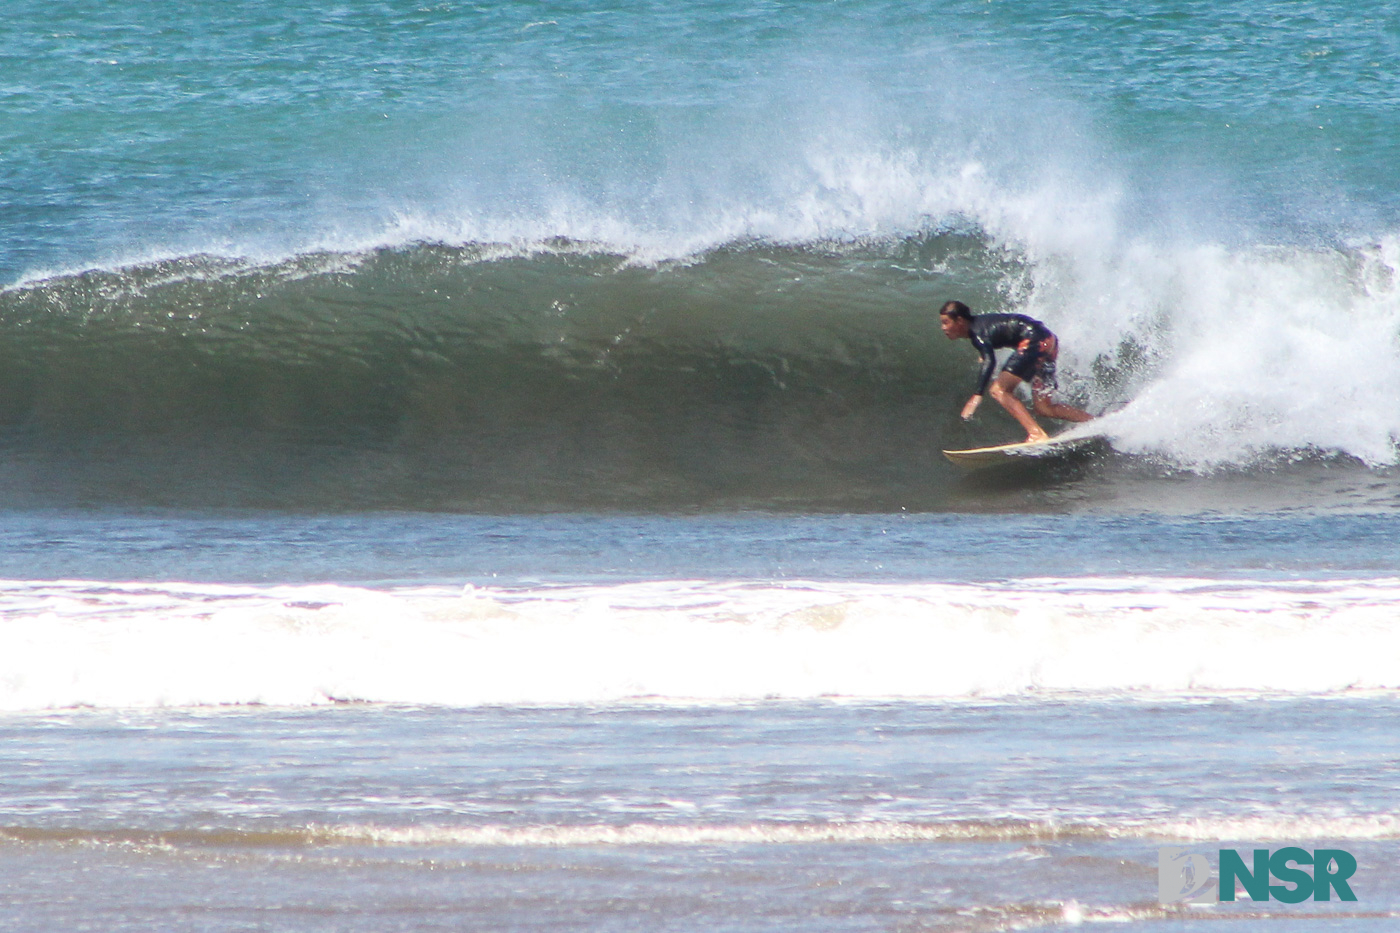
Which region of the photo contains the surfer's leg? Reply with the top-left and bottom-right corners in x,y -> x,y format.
1032,389 -> 1094,423
988,371 -> 1050,442
1031,384 -> 1093,423
1027,347 -> 1092,424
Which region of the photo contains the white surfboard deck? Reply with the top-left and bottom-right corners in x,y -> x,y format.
943,428 -> 1105,468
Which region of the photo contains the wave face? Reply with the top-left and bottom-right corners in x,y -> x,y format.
0,238 -> 1023,509
5,0 -> 1400,509
4,576 -> 1400,711
2,237 -> 1398,510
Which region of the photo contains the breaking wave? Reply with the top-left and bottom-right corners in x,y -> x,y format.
2,227 -> 1397,511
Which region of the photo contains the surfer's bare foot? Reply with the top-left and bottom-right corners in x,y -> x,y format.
1025,431 -> 1050,443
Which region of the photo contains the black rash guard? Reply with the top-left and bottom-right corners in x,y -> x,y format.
967,313 -> 1053,396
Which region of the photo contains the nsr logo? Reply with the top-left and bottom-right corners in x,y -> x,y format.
1159,847 -> 1357,904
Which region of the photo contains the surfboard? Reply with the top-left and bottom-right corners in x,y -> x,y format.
942,429 -> 1104,468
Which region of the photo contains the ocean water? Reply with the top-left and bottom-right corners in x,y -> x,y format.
3,1 -> 1400,930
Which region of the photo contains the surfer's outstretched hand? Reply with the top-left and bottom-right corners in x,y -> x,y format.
960,395 -> 981,421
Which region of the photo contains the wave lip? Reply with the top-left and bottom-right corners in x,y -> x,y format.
3,577 -> 1400,712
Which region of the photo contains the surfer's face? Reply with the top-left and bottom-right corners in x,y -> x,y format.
940,313 -> 969,339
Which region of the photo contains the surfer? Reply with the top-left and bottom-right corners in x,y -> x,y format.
939,300 -> 1093,443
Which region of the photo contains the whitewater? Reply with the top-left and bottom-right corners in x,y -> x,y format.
4,574 -> 1400,711
5,1 -> 1400,930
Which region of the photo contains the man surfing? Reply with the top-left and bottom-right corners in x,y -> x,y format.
939,300 -> 1093,443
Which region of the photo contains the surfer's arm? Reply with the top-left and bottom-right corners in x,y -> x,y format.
959,335 -> 996,420
971,337 -> 997,397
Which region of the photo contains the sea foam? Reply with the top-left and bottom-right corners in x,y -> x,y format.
3,577 -> 1398,711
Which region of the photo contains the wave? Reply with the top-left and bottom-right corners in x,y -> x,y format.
3,577 -> 1400,711
8,0 -> 1400,512
1,229 -> 1397,511
0,234 -> 1038,511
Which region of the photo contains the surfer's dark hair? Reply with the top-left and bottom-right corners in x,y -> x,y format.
939,300 -> 973,321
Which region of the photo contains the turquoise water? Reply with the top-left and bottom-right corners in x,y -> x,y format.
7,0 -> 1399,277
4,4 -> 1400,930
3,1 -> 1399,508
